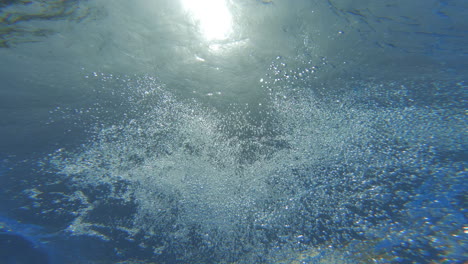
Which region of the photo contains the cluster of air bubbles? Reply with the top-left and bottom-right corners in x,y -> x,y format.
9,64 -> 465,263
261,55 -> 326,99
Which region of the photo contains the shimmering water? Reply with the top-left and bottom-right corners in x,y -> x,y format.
0,0 -> 467,263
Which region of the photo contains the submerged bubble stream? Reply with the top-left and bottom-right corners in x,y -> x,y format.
22,67 -> 462,263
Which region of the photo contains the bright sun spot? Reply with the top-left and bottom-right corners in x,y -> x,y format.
181,0 -> 233,41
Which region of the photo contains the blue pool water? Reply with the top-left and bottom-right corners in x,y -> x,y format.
0,0 -> 467,263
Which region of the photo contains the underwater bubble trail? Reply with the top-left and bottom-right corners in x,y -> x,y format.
15,69 -> 456,263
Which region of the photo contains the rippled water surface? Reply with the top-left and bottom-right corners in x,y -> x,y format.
0,0 -> 467,263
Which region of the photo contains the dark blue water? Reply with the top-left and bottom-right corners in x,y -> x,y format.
0,0 -> 467,263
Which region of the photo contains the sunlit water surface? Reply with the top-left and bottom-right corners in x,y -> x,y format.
0,0 -> 466,263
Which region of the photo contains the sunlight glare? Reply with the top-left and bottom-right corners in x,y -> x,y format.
181,0 -> 233,41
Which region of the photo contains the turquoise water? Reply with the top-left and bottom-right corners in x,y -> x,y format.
0,0 -> 466,263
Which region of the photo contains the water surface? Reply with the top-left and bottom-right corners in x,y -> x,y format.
0,0 -> 466,263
